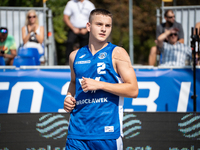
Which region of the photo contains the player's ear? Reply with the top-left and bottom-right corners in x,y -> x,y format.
86,22 -> 91,32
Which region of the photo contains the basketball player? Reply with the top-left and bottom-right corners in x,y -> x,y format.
63,8 -> 138,150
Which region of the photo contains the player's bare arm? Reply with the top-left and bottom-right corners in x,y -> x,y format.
64,50 -> 78,112
81,47 -> 138,98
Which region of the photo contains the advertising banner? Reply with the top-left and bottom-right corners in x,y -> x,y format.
0,112 -> 200,149
0,67 -> 200,113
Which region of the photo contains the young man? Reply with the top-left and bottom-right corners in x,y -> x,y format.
157,28 -> 191,66
148,9 -> 184,66
63,9 -> 138,150
0,27 -> 17,65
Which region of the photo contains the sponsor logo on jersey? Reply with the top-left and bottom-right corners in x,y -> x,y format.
75,60 -> 91,64
79,54 -> 86,58
76,97 -> 108,105
98,52 -> 107,59
105,126 -> 114,132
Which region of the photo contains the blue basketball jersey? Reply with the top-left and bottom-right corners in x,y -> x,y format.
67,42 -> 124,140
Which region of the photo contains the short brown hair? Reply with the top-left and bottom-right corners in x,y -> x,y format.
89,8 -> 113,23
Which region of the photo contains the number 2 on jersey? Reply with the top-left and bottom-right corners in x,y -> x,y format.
97,62 -> 106,74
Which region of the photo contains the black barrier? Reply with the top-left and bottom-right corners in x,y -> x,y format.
0,112 -> 200,150
191,27 -> 200,112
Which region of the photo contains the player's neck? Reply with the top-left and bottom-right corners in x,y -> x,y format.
88,41 -> 108,55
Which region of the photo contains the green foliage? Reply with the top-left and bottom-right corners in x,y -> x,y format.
0,0 -> 42,7
47,0 -> 68,43
0,0 -> 9,6
46,0 -> 69,65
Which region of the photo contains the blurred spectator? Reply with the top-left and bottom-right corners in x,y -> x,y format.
195,22 -> 200,34
22,9 -> 45,64
63,0 -> 95,65
157,28 -> 191,66
194,22 -> 200,65
0,27 -> 17,65
148,9 -> 184,66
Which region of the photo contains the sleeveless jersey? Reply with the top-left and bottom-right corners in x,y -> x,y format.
67,42 -> 124,140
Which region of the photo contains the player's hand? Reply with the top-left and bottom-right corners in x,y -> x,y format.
81,77 -> 101,92
64,96 -> 76,113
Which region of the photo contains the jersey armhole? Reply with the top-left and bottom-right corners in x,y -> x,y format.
110,46 -> 121,78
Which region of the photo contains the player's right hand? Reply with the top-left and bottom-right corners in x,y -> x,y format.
64,96 -> 76,113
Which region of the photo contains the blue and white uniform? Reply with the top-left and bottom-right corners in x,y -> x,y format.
67,42 -> 124,140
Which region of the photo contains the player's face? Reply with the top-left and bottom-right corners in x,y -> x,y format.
87,15 -> 112,42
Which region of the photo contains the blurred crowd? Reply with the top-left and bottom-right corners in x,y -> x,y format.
148,9 -> 200,67
0,1 -> 200,67
0,9 -> 45,67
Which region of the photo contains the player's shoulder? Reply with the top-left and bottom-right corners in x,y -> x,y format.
112,46 -> 130,61
69,49 -> 78,61
113,46 -> 129,56
71,49 -> 78,56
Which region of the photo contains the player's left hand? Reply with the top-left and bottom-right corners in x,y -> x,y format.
81,77 -> 101,92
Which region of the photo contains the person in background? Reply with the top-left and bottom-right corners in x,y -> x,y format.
194,22 -> 200,65
195,22 -> 200,33
148,9 -> 184,66
157,28 -> 191,66
63,9 -> 138,150
63,0 -> 95,65
0,27 -> 17,65
22,9 -> 45,64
